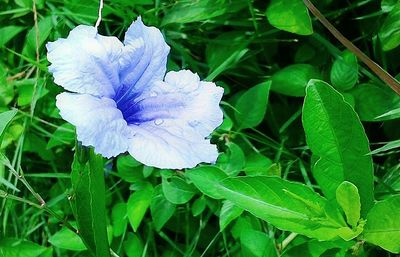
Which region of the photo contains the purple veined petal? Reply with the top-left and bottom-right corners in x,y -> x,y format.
124,70 -> 224,169
115,17 -> 170,108
47,25 -> 123,98
56,93 -> 131,158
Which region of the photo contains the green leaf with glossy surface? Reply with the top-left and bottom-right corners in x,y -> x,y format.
49,228 -> 86,251
271,64 -> 321,97
71,148 -> 110,257
302,80 -> 374,216
335,181 -> 361,228
235,82 -> 270,130
266,0 -> 313,35
0,109 -> 17,141
219,176 -> 349,241
363,195 -> 400,253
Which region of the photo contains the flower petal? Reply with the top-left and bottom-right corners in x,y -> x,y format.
56,93 -> 130,158
115,17 -> 170,106
47,25 -> 123,98
126,70 -> 224,169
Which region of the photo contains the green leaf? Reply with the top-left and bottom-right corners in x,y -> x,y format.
0,109 -> 18,142
243,153 -> 273,176
302,80 -> 374,217
150,185 -> 176,231
127,183 -> 154,232
71,148 -> 110,257
363,195 -> 400,253
116,155 -> 143,183
217,142 -> 245,176
0,26 -> 25,47
235,82 -> 271,130
49,228 -> 86,251
271,64 -> 321,97
0,238 -> 52,257
219,176 -> 349,241
219,200 -> 243,231
379,2 -> 400,51
240,229 -> 278,257
111,203 -> 128,237
192,196 -> 207,216
185,166 -> 228,199
162,176 -> 196,204
46,123 -> 75,149
124,233 -> 144,257
330,50 -> 358,91
335,181 -> 361,228
161,0 -> 247,25
266,0 -> 313,35
22,16 -> 53,58
206,32 -> 249,80
350,83 -> 400,121
370,139 -> 400,155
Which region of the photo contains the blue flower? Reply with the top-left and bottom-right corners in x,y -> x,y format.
46,17 -> 224,169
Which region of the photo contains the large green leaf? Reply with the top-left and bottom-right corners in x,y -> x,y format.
266,0 -> 313,35
271,64 -> 321,97
363,195 -> 400,253
71,148 -> 110,257
218,176 -> 354,241
240,229 -> 278,257
235,82 -> 271,130
0,238 -> 52,257
379,2 -> 400,51
302,80 -> 374,216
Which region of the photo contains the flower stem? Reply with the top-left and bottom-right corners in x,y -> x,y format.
303,0 -> 400,96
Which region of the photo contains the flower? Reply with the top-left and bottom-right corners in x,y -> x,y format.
46,17 -> 224,169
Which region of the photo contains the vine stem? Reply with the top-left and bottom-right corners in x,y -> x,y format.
278,232 -> 298,252
303,0 -> 400,96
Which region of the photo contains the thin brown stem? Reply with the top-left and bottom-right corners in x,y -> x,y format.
303,0 -> 400,96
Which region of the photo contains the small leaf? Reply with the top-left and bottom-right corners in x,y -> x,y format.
162,176 -> 196,204
379,2 -> 400,51
0,109 -> 18,141
240,229 -> 278,257
370,139 -> 400,155
235,81 -> 270,130
49,228 -> 86,251
335,181 -> 361,228
127,183 -> 154,232
364,195 -> 400,253
266,0 -> 313,35
111,203 -> 128,237
219,200 -> 243,231
0,26 -> 25,47
330,50 -> 358,91
185,166 -> 227,199
192,196 -> 207,217
271,64 -> 321,97
150,185 -> 176,231
217,142 -> 245,176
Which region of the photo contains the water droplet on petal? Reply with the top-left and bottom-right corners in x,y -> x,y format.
154,119 -> 164,126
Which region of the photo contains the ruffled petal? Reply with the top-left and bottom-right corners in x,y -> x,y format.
126,70 -> 224,169
115,17 -> 170,106
47,25 -> 123,98
56,93 -> 131,158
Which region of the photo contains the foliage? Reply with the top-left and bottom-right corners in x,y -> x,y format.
0,0 -> 400,257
